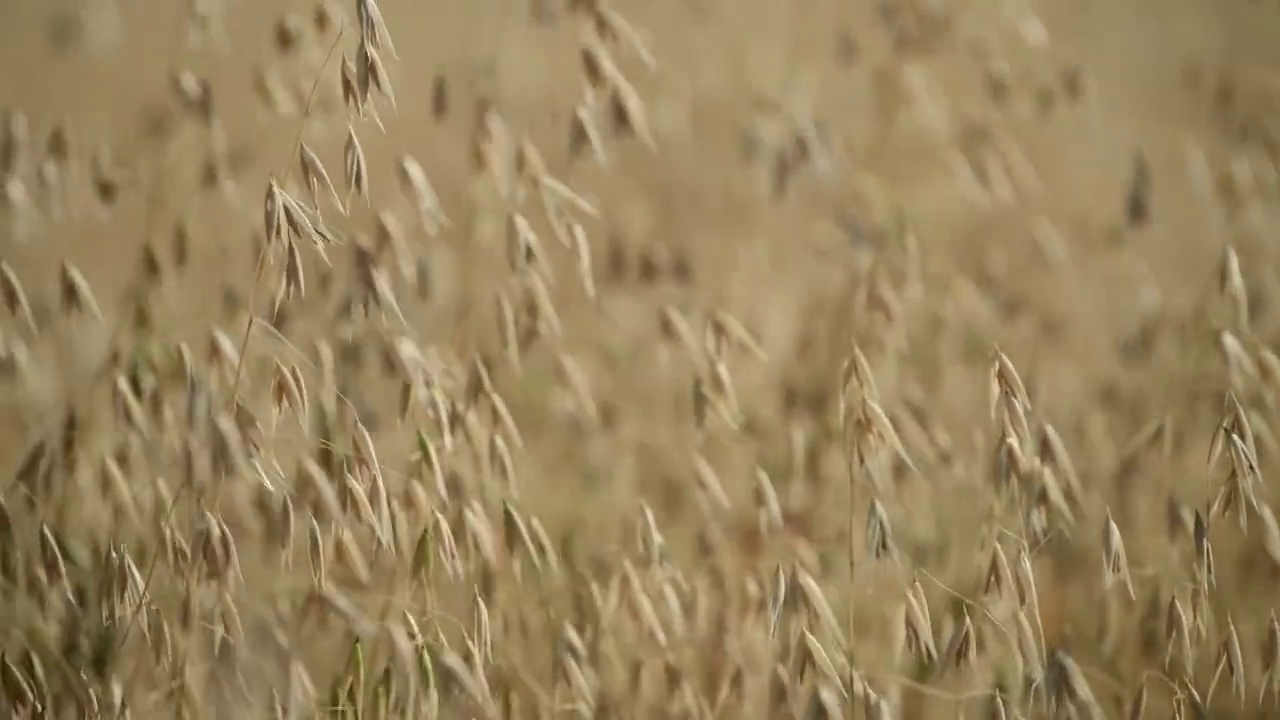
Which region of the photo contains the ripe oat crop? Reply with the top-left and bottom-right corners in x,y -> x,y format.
2,0 -> 1280,717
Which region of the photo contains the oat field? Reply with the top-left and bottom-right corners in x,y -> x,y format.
3,0 -> 1280,717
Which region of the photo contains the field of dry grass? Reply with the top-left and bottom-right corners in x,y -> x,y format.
4,0 -> 1280,717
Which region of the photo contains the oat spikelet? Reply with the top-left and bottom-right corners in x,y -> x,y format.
264,176 -> 285,245
1193,510 -> 1215,592
343,126 -> 369,208
692,453 -> 732,512
709,310 -> 767,362
570,221 -> 596,299
1219,615 -> 1246,707
397,154 -> 450,235
1262,611 -> 1280,707
356,0 -> 398,58
991,346 -> 1031,417
1046,649 -> 1104,720
802,629 -> 847,698
59,261 -> 102,320
556,352 -> 599,424
794,569 -> 844,647
1103,508 -> 1136,600
1165,595 -> 1193,677
570,102 -> 608,164
1220,243 -> 1249,328
0,262 -> 35,332
1127,680 -> 1148,720
903,587 -> 938,665
865,498 -> 897,561
622,560 -> 668,649
753,466 -> 784,533
299,142 -> 343,215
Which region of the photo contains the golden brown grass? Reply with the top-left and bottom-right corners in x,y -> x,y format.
3,0 -> 1280,717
